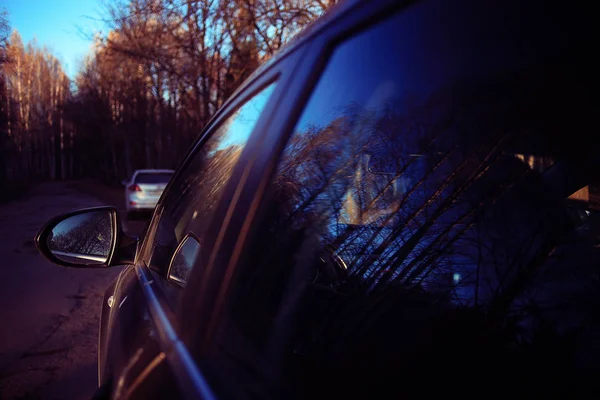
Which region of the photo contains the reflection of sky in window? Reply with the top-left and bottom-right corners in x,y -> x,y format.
293,0 -> 545,137
294,8 -> 428,134
169,83 -> 277,248
215,84 -> 276,152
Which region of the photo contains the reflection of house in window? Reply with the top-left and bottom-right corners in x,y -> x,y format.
339,154 -> 403,225
567,185 -> 600,211
515,152 -> 600,211
514,153 -> 555,173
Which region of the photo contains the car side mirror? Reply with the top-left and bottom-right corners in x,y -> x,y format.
35,206 -> 138,268
121,179 -> 128,186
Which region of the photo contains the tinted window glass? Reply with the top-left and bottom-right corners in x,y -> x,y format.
135,172 -> 173,184
217,0 -> 595,397
145,83 -> 276,276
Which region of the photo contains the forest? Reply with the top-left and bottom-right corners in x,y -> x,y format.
0,0 -> 336,189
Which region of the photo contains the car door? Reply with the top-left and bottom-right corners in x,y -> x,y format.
102,49 -> 309,398
98,263 -> 178,399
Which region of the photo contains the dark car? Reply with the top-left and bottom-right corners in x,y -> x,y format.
36,0 -> 598,398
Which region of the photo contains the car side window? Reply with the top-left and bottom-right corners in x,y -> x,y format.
144,83 -> 277,282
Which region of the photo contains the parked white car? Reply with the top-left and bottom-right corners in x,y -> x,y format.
122,169 -> 174,217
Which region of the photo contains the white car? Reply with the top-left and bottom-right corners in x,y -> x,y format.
122,169 -> 174,217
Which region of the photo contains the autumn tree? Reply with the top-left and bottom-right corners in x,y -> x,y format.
1,26 -> 71,186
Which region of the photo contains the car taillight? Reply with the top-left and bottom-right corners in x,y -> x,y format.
128,184 -> 142,192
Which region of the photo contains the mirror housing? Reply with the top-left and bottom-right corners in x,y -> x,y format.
35,206 -> 138,268
121,179 -> 128,186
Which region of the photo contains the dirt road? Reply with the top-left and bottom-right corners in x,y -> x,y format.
0,181 -> 149,399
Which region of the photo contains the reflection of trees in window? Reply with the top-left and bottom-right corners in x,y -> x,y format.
224,83 -> 600,397
49,212 -> 111,257
309,101 -> 580,302
149,84 -> 276,275
150,145 -> 243,271
173,145 -> 244,236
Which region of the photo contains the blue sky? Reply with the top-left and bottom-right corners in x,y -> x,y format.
3,0 -> 107,78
